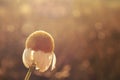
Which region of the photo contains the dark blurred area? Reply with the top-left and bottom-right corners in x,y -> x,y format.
0,0 -> 120,80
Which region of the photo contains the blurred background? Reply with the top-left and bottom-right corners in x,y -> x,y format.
0,0 -> 120,80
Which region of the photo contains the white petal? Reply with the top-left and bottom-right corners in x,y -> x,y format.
22,48 -> 34,68
34,51 -> 53,72
51,53 -> 56,70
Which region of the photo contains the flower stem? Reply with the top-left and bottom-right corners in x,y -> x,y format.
24,64 -> 35,80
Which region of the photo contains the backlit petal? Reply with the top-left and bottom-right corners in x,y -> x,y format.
34,51 -> 53,72
51,53 -> 56,70
22,48 -> 34,68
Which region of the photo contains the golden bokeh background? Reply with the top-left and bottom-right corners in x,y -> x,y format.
0,0 -> 120,80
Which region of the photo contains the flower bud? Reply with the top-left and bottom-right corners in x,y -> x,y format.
22,30 -> 56,72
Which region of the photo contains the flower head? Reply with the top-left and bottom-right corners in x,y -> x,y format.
22,30 -> 56,72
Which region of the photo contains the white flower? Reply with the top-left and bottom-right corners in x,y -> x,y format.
22,48 -> 56,72
22,30 -> 56,72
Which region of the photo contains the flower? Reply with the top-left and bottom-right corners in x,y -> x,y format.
22,30 -> 56,72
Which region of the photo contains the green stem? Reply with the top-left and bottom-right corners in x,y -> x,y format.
24,64 -> 35,80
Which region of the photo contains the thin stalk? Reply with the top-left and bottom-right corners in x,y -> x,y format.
24,64 -> 35,80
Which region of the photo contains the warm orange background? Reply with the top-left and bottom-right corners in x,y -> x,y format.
0,0 -> 120,80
